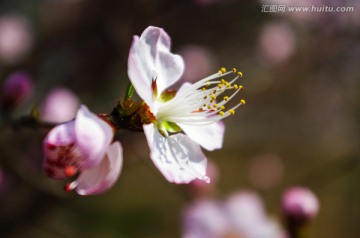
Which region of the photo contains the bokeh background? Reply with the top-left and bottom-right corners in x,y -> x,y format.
0,0 -> 359,237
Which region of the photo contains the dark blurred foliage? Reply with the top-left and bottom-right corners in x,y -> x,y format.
0,0 -> 359,237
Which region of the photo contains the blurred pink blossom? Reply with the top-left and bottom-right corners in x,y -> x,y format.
282,187 -> 319,223
0,14 -> 33,64
180,46 -> 217,83
182,199 -> 230,238
43,105 -> 123,195
41,87 -> 80,123
224,191 -> 285,238
182,191 -> 285,238
1,71 -> 32,110
258,22 -> 296,66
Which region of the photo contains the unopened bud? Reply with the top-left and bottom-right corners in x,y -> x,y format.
282,187 -> 319,225
1,72 -> 32,110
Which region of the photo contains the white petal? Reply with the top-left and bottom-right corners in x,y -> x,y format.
179,121 -> 225,151
128,36 -> 154,108
75,105 -> 114,168
143,124 -> 209,184
76,141 -> 123,196
127,26 -> 184,108
155,50 -> 184,95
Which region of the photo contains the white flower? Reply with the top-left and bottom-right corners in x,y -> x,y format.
128,26 -> 244,184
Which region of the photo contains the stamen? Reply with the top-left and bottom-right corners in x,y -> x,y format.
64,165 -> 78,177
240,99 -> 246,105
64,181 -> 78,192
155,67 -> 246,127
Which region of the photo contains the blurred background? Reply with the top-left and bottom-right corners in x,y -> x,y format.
0,0 -> 359,237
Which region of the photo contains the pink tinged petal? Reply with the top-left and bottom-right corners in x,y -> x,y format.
76,141 -> 123,196
43,121 -> 77,179
128,36 -> 154,108
127,26 -> 184,109
75,105 -> 114,168
179,121 -> 225,151
143,124 -> 209,184
140,26 -> 184,94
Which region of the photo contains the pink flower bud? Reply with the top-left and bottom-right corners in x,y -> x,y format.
41,87 -> 80,123
1,71 -> 32,110
282,187 -> 319,224
43,105 -> 123,195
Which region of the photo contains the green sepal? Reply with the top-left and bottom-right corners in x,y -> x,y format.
125,84 -> 135,100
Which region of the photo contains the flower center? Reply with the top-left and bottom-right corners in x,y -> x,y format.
155,67 -> 246,131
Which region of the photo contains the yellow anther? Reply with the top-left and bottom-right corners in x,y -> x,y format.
210,94 -> 216,100
213,89 -> 217,94
224,96 -> 229,101
202,87 -> 206,91
203,103 -> 207,107
213,104 -> 218,108
233,84 -> 239,89
232,68 -> 237,73
220,105 -> 225,110
218,83 -> 223,89
204,96 -> 207,99
220,67 -> 226,73
219,111 -> 225,116
239,85 -> 244,90
229,109 -> 235,115
206,81 -> 210,87
208,105 -> 213,109
238,71 -> 243,77
210,99 -> 215,103
221,79 -> 226,84
226,82 -> 231,88
240,99 -> 246,104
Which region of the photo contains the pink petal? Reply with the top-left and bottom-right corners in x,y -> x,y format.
75,105 -> 114,168
127,26 -> 184,109
143,124 -> 209,184
76,141 -> 123,196
179,121 -> 225,151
